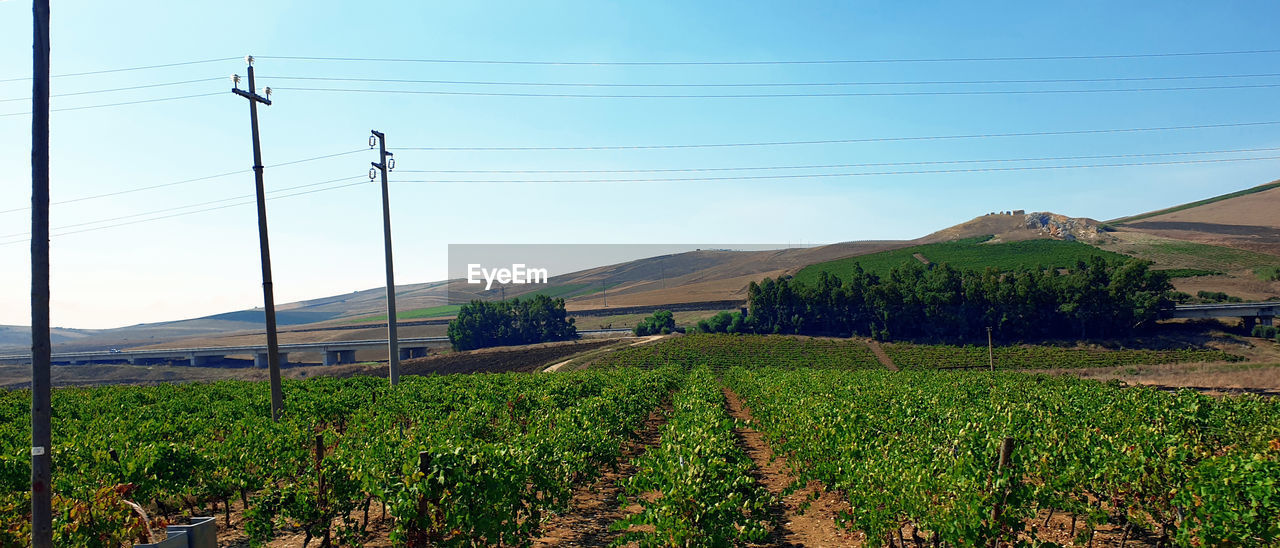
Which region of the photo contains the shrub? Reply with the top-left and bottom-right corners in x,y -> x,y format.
1251,324 -> 1278,339
635,310 -> 677,336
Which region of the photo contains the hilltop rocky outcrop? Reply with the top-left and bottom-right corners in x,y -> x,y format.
1023,212 -> 1104,241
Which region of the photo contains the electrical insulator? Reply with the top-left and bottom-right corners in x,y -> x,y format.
387,158 -> 395,171
369,168 -> 377,181
369,136 -> 377,148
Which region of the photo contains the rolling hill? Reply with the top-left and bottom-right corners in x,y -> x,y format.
10,180 -> 1280,354
1109,179 -> 1280,257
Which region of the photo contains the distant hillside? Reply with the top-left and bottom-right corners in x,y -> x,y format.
794,236 -> 1126,284
1108,180 -> 1280,257
1108,179 -> 1280,225
29,188 -> 1280,353
0,326 -> 96,351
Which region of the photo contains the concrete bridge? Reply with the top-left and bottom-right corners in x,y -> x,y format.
1167,302 -> 1277,329
0,337 -> 444,367
0,329 -> 634,367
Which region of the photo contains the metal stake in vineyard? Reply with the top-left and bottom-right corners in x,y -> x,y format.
369,130 -> 400,386
231,56 -> 285,421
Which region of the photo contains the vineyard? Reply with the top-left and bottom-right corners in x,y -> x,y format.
725,367 -> 1280,546
883,342 -> 1243,370
793,236 -> 1127,283
593,334 -> 882,370
1,334 -> 1276,547
0,368 -> 679,546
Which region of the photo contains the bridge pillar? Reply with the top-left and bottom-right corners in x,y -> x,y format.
254,353 -> 288,368
189,354 -> 221,366
1261,315 -> 1275,327
399,347 -> 428,360
324,350 -> 360,365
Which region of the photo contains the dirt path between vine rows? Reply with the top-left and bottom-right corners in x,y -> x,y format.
867,339 -> 898,371
532,403 -> 672,547
722,387 -> 865,547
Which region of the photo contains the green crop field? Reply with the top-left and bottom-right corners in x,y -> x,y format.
1104,233 -> 1280,274
883,342 -> 1242,370
794,236 -> 1127,284
346,303 -> 462,324
3,335 -> 1275,547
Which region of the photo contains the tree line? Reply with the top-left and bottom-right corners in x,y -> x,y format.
743,256 -> 1172,343
447,295 -> 577,351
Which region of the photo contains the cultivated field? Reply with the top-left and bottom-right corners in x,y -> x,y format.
3,334 -> 1278,546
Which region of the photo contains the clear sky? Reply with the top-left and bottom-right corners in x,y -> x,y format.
2,1 -> 1280,329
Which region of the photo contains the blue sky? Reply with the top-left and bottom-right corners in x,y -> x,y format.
2,1 -> 1280,328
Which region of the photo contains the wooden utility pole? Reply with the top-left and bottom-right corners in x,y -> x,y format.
369,130 -> 399,386
989,436 -> 1016,546
987,326 -> 994,371
231,57 -> 284,421
30,1 -> 52,545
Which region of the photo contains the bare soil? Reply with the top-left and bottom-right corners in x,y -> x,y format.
399,338 -> 620,375
1117,184 -> 1280,256
534,405 -> 671,547
1038,361 -> 1280,397
722,387 -> 865,547
866,340 -> 898,371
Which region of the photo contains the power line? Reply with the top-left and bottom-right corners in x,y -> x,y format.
262,72 -> 1280,88
0,149 -> 367,215
396,145 -> 1280,174
392,154 -> 1280,184
256,48 -> 1280,65
272,82 -> 1280,98
0,92 -> 224,117
0,77 -> 224,103
4,154 -> 1277,247
0,56 -> 239,82
399,120 -> 1280,151
0,175 -> 365,239
0,176 -> 367,246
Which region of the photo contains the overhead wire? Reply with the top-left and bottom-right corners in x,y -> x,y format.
0,176 -> 368,246
0,77 -> 225,103
397,145 -> 1280,174
255,49 -> 1280,65
0,148 -> 369,215
271,82 -> 1280,98
0,56 -> 240,82
399,120 -> 1280,151
391,154 -> 1280,184
261,72 -> 1280,88
0,92 -> 225,117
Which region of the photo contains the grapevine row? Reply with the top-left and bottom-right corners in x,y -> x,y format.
724,367 -> 1280,546
0,368 -> 679,546
612,367 -> 775,546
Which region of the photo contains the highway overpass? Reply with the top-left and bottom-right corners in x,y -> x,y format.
0,329 -> 633,367
1167,302 -> 1277,329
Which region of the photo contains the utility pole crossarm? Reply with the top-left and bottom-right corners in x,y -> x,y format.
231,87 -> 271,105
